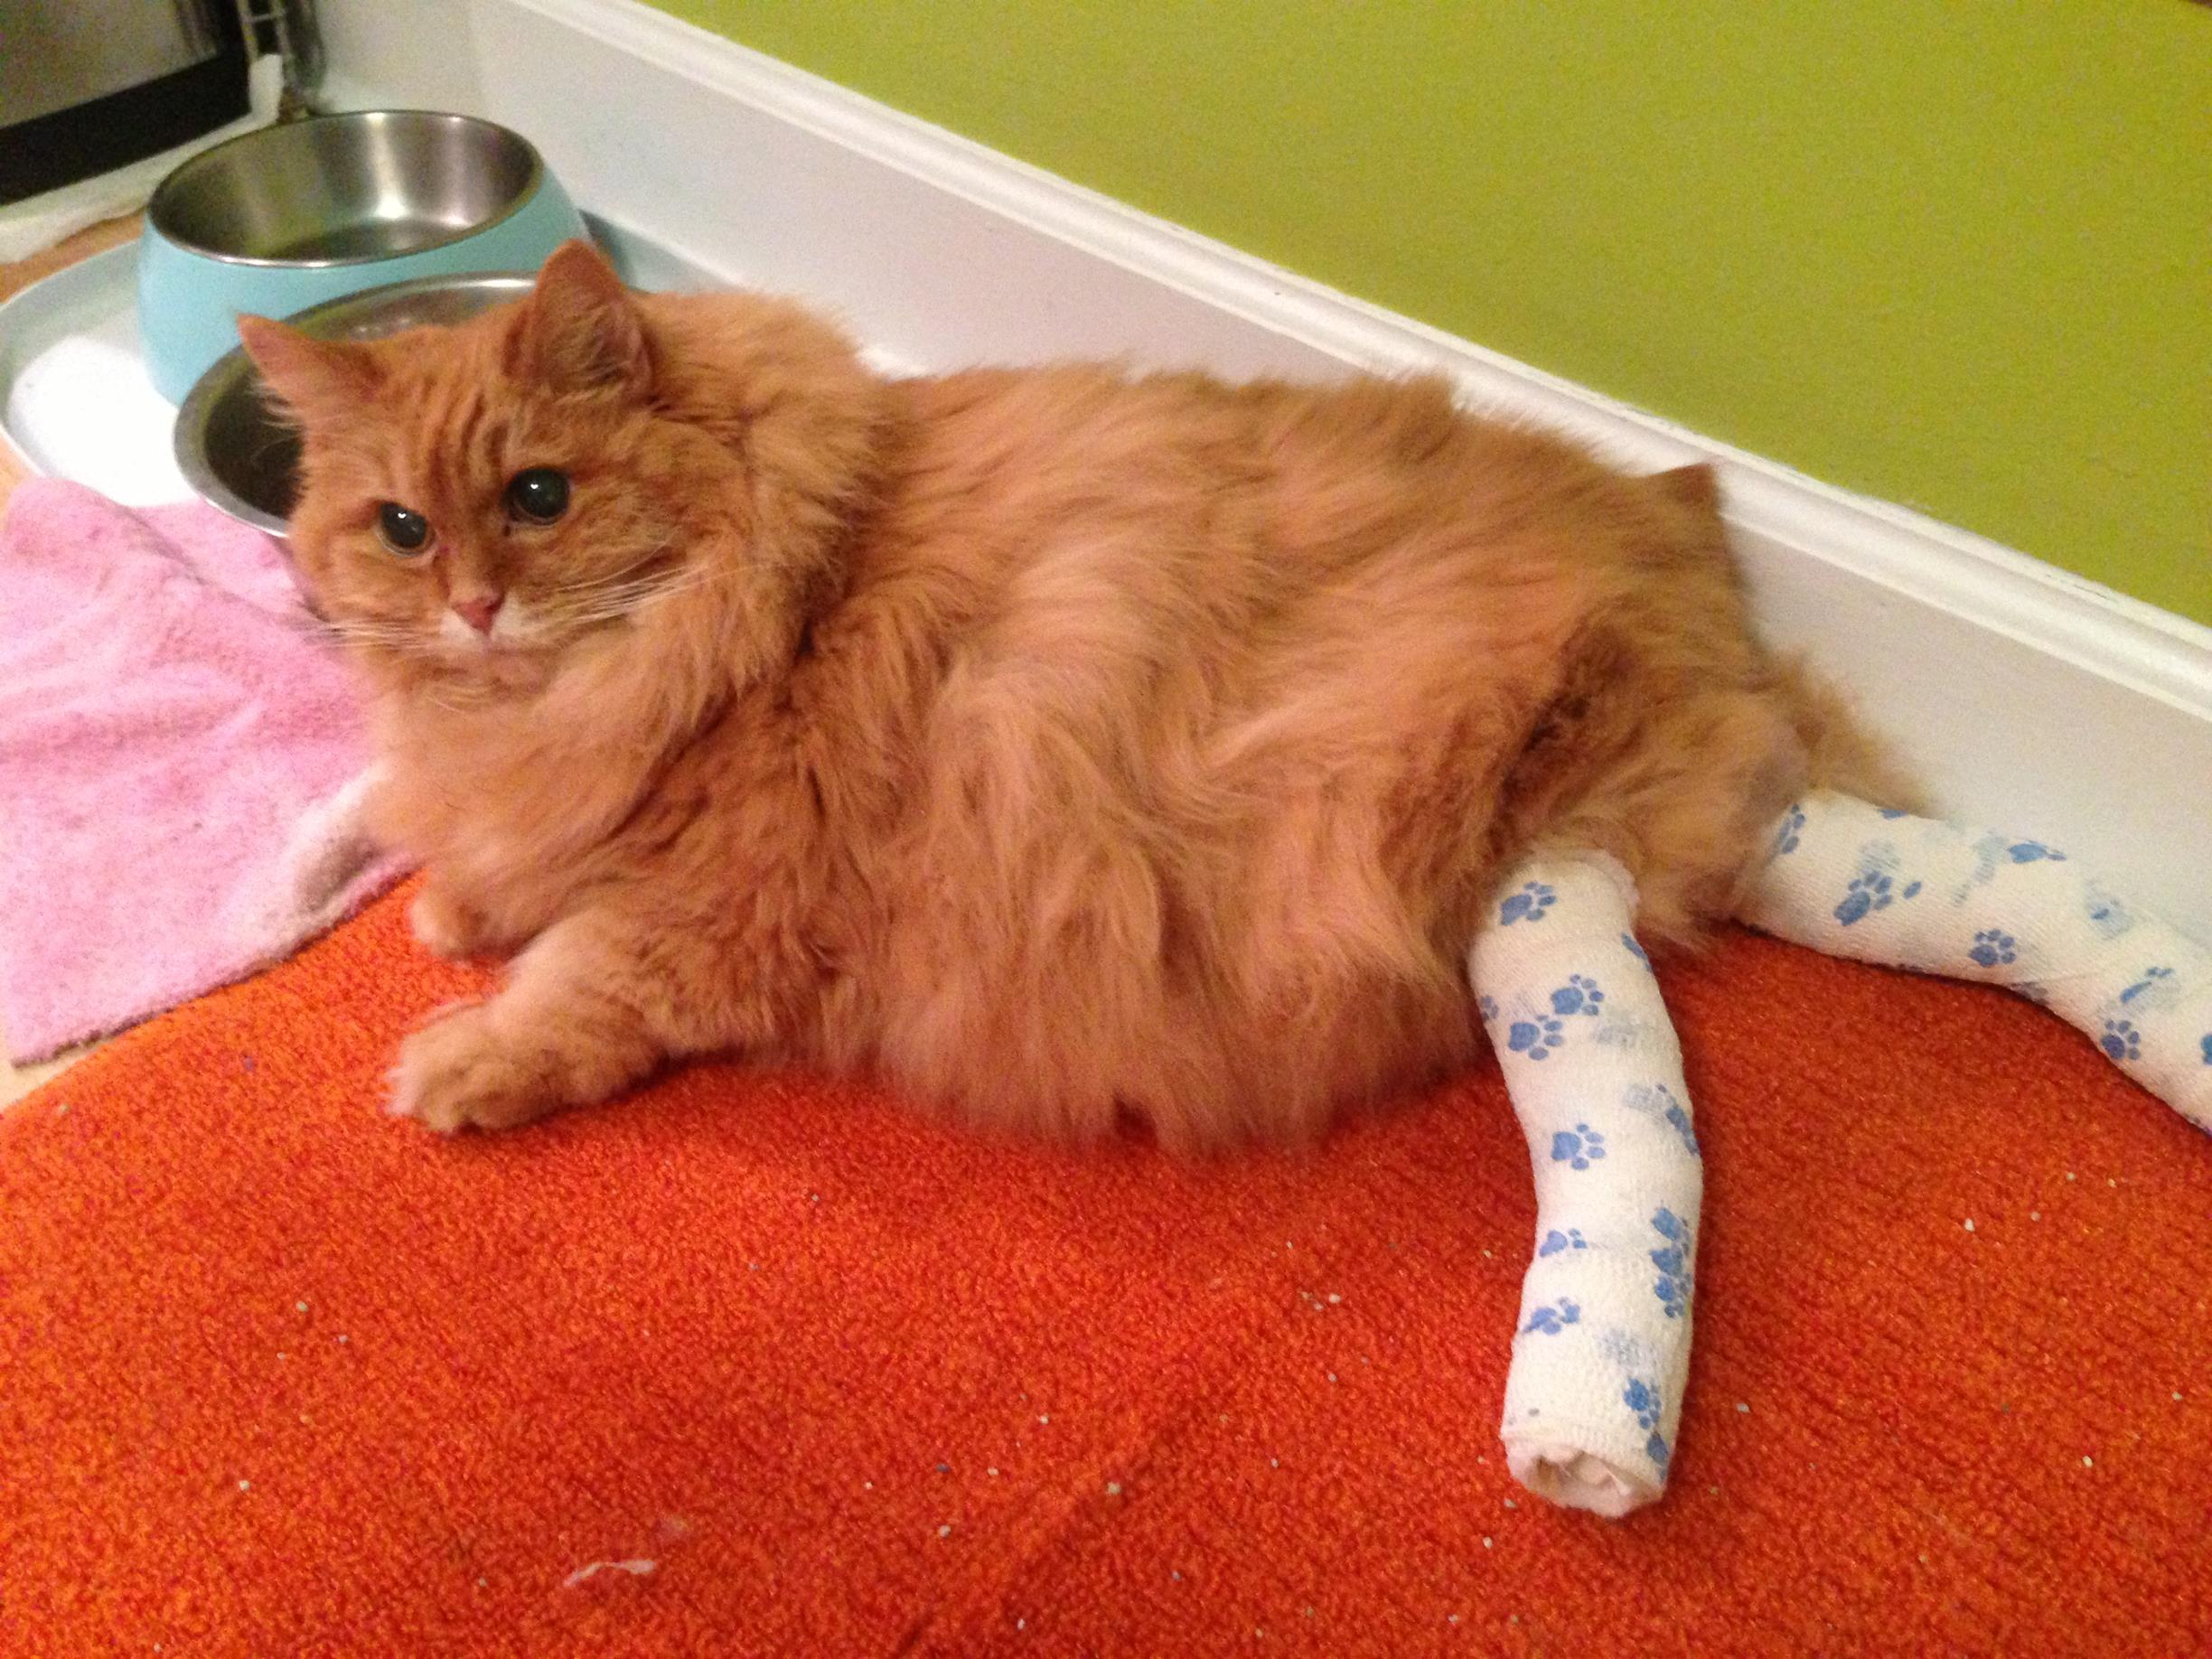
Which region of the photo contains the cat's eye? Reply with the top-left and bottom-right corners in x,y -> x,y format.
505,467 -> 571,524
376,502 -> 433,555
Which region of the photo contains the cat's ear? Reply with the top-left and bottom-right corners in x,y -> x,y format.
237,315 -> 381,426
509,239 -> 650,396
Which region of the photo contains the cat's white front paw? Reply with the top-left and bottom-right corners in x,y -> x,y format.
388,1005 -> 557,1133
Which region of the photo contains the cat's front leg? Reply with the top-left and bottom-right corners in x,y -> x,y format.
408,883 -> 500,961
389,907 -> 674,1132
408,874 -> 556,962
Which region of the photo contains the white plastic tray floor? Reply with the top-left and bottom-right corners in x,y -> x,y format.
3,247 -> 192,505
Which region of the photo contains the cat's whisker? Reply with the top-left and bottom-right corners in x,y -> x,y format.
539,539 -> 686,606
546,540 -> 682,596
318,621 -> 421,650
559,555 -> 697,604
548,563 -> 720,629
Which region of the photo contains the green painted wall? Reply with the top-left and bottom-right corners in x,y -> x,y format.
650,1 -> 2211,627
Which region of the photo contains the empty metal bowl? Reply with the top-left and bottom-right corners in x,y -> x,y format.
174,271 -> 532,538
138,109 -> 582,402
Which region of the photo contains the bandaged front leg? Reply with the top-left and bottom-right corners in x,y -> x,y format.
1468,853 -> 1702,1517
1742,792 -> 2211,1133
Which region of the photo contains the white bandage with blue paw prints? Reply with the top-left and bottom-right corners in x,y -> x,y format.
1467,852 -> 1701,1517
1467,795 -> 2210,1523
1741,792 -> 2212,1133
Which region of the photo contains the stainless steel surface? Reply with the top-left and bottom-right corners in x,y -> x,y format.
1,0 -> 221,128
174,272 -> 530,537
148,110 -> 542,267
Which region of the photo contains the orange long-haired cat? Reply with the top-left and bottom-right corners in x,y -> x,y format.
240,241 -> 1875,1148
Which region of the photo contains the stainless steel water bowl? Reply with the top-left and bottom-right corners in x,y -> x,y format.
174,272 -> 532,537
136,109 -> 583,402
149,109 -> 546,267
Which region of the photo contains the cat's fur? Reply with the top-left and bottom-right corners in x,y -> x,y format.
241,241 -> 1887,1148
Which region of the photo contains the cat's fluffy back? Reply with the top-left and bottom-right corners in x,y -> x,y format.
798,365 -> 1806,1146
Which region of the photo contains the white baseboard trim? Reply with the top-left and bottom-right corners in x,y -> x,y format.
315,0 -> 2212,939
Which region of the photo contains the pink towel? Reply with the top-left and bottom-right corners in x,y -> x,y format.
0,479 -> 408,1064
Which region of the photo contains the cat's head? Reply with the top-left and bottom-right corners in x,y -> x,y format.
239,240 -> 879,699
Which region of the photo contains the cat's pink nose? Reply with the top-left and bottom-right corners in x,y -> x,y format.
452,592 -> 505,635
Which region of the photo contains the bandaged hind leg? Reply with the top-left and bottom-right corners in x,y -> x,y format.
1468,852 -> 1702,1516
1740,792 -> 2211,1133
1468,793 -> 2210,1522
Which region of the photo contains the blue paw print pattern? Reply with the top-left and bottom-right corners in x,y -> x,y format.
1834,870 -> 1894,927
1551,1123 -> 1606,1169
1509,1015 -> 1565,1060
1773,802 -> 1807,856
1621,933 -> 1652,970
2085,886 -> 2134,940
1550,974 -> 1606,1017
2102,1019 -> 2142,1063
1477,994 -> 1501,1024
2202,1033 -> 2212,1067
1521,1298 -> 1581,1336
2119,967 -> 2175,1005
1649,1206 -> 1693,1319
1877,807 -> 1909,820
1654,1085 -> 1701,1158
1968,929 -> 2017,969
2008,840 -> 2067,864
1499,881 -> 1557,926
1624,1083 -> 1700,1158
1624,1376 -> 1670,1475
1537,1228 -> 1588,1257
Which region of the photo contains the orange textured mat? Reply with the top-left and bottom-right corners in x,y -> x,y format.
3,887 -> 2207,1656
